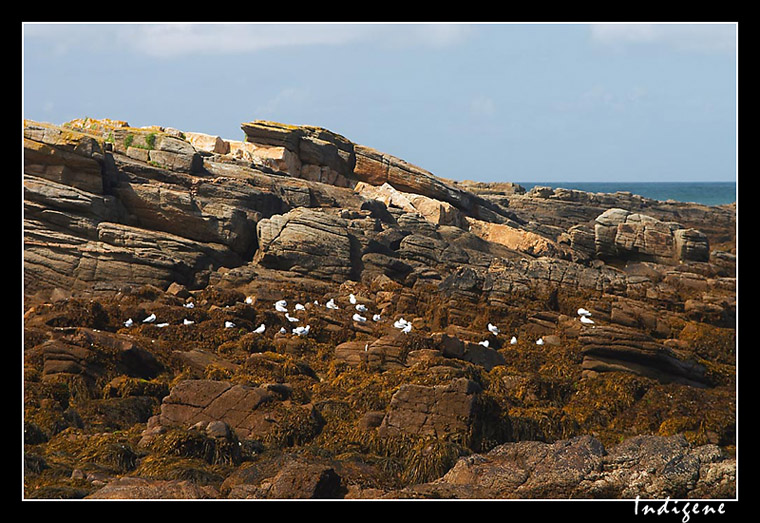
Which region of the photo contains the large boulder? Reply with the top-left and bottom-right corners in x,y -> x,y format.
141,379 -> 321,443
594,208 -> 709,264
378,378 -> 481,442
255,208 -> 356,282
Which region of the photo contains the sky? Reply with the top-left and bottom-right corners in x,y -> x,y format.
22,22 -> 737,183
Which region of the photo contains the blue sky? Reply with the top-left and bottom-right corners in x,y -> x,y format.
22,22 -> 737,183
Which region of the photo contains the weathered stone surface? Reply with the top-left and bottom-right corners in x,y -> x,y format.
183,131 -> 230,154
24,122 -> 106,195
222,453 -> 345,499
356,182 -> 466,227
354,144 -> 479,213
579,325 -> 710,387
467,217 -> 563,258
423,434 -> 734,499
144,379 -> 320,443
431,333 -> 505,371
39,328 -> 163,383
594,208 -> 708,264
255,208 -> 355,282
378,378 -> 481,440
85,477 -> 219,499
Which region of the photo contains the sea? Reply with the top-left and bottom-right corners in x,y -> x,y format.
515,181 -> 737,207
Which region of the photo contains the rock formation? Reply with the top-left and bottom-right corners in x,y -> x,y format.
23,116 -> 736,500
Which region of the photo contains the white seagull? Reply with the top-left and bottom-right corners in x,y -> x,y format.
577,308 -> 592,317
313,300 -> 320,306
510,336 -> 518,345
352,313 -> 367,323
478,340 -> 490,347
183,319 -> 194,325
253,323 -> 266,334
156,323 -> 169,328
536,338 -> 544,345
580,315 -> 595,325
124,318 -> 134,328
355,304 -> 368,313
372,314 -> 382,322
184,302 -> 195,309
401,323 -> 412,334
326,299 -> 339,310
275,300 -> 288,312
293,325 -> 310,336
225,321 -> 236,329
393,318 -> 410,329
279,327 -> 287,334
143,314 -> 156,323
295,303 -> 305,311
285,313 -> 299,323
245,296 -> 253,304
349,294 -> 357,305
487,323 -> 500,335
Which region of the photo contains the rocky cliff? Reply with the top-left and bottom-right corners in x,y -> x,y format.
23,117 -> 736,500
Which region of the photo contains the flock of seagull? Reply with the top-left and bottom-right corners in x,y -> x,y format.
121,292 -> 596,346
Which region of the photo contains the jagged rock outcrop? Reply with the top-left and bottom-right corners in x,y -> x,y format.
23,117 -> 735,500
594,208 -> 709,264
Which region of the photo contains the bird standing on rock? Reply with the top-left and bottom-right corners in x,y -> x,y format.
275,300 -> 288,312
326,299 -> 339,310
349,294 -> 357,305
143,314 -> 156,323
293,325 -> 310,336
488,323 -> 500,335
353,313 -> 367,323
253,323 -> 266,334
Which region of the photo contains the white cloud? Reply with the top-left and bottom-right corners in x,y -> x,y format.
120,23 -> 371,58
24,23 -> 475,59
589,23 -> 736,53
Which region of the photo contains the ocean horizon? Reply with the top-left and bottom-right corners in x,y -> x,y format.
514,181 -> 737,206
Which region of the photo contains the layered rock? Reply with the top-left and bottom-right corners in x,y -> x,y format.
579,325 -> 710,387
595,208 -> 709,264
23,116 -> 735,501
